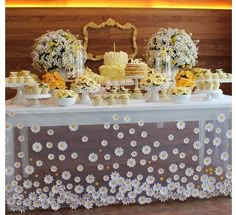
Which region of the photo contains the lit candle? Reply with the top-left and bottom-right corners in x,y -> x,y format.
113,42 -> 116,52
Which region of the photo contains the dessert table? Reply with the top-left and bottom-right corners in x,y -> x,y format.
5,95 -> 232,212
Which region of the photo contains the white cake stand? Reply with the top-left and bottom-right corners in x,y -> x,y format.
194,89 -> 223,101
125,75 -> 145,99
6,83 -> 28,105
74,87 -> 100,105
24,94 -> 52,107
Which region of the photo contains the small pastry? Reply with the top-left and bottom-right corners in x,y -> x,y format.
32,84 -> 42,95
9,76 -> 17,84
204,70 -> 212,79
17,76 -> 25,83
120,94 -> 130,105
219,73 -> 227,79
204,81 -> 213,90
41,83 -> 50,94
197,81 -> 205,90
212,73 -> 219,79
212,80 -> 220,90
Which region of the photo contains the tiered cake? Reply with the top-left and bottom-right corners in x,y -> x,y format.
125,59 -> 148,76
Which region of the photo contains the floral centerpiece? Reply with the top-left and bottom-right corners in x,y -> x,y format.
145,28 -> 199,71
31,29 -> 86,79
175,70 -> 195,88
169,86 -> 192,95
53,89 -> 78,106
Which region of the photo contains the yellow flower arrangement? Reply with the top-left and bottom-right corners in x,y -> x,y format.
53,89 -> 77,98
41,71 -> 66,90
175,70 -> 195,88
169,86 -> 192,95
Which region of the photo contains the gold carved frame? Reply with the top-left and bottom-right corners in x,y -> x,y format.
83,18 -> 138,61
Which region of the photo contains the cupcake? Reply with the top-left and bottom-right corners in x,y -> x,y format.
17,76 -> 25,83
24,86 -> 32,95
8,76 -> 17,84
212,80 -> 220,90
32,84 -> 42,95
204,70 -> 212,79
41,83 -> 50,94
212,73 -> 219,79
197,81 -> 205,90
204,81 -> 213,90
24,75 -> 35,84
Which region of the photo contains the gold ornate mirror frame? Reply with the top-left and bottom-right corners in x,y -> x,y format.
83,18 -> 138,61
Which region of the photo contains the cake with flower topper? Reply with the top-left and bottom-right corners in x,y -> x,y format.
125,58 -> 148,76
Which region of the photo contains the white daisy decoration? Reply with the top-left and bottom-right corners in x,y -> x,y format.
215,127 -> 222,134
140,159 -> 147,166
152,155 -> 158,161
46,142 -> 53,149
130,140 -> 137,147
192,155 -> 198,161
30,125 -> 40,133
44,175 -> 54,184
74,176 -> 81,183
50,165 -> 57,172
62,171 -> 71,180
131,151 -> 137,157
176,121 -> 186,129
97,164 -> 104,171
5,166 -> 14,176
141,131 -> 148,138
104,122 -> 110,129
5,122 -> 12,131
153,141 -> 160,148
179,163 -> 186,169
213,137 -> 221,147
205,123 -> 214,132
126,171 -> 133,178
101,140 -> 108,147
88,153 -> 98,162
217,113 -> 226,123
173,148 -> 179,155
203,157 -> 212,166
129,128 -> 135,135
48,153 -> 55,160
23,180 -> 32,189
71,152 -> 78,159
113,114 -> 119,121
147,166 -> 154,173
86,175 -> 95,184
221,152 -> 229,161
204,138 -> 210,144
179,152 -> 186,159
36,160 -> 43,167
32,142 -> 42,152
183,138 -> 190,144
8,112 -> 15,117
138,120 -> 144,126
159,151 -> 168,160
103,175 -> 110,182
226,130 -> 232,139
69,123 -> 79,131
18,152 -> 24,158
113,163 -> 119,169
127,158 -> 136,168
24,165 -> 34,175
16,122 -> 24,129
47,129 -> 54,136
124,115 -> 131,122
193,140 -> 201,150
168,134 -> 174,141
114,147 -> 124,157
57,141 -> 68,151
142,145 -> 151,155
215,167 -> 223,176
185,168 -> 194,177
18,135 -> 25,142
74,185 -> 84,194
169,164 -> 178,173
14,162 -> 21,168
117,132 -> 124,139
158,168 -> 164,174
113,124 -> 119,130
82,136 -> 88,142
58,154 -> 66,161
194,127 -> 200,134
196,166 -> 202,172
104,154 -> 111,160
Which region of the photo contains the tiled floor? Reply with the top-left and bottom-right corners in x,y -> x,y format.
6,196 -> 231,215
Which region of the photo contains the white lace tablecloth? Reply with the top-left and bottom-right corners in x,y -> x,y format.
5,95 -> 232,212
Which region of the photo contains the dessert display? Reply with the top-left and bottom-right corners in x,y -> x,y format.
41,72 -> 66,90
6,70 -> 38,85
99,51 -> 128,80
125,58 -> 148,77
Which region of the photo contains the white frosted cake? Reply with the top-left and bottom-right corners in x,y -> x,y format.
99,51 -> 128,81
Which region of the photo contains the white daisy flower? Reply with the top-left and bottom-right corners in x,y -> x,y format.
44,175 -> 53,184
62,171 -> 71,180
153,141 -> 160,147
173,148 -> 179,155
160,187 -> 168,195
138,120 -> 144,126
24,165 -> 34,175
17,123 -> 24,129
193,175 -> 199,181
51,165 -> 57,172
103,175 -> 110,182
57,141 -> 68,151
58,154 -> 65,161
97,164 -> 104,171
137,174 -> 143,181
215,127 -> 222,134
192,155 -> 198,161
140,159 -> 147,166
114,147 -> 124,157
129,128 -> 135,134
48,153 -> 55,160
88,153 -> 98,162
179,163 -> 185,169
126,171 -> 133,178
99,186 -> 108,195
111,171 -> 120,179
147,167 -> 154,173
113,124 -> 120,130
30,125 -> 40,133
32,142 -> 42,152
14,162 -> 21,168
127,158 -> 136,168
141,131 -> 148,138
46,141 -> 53,149
204,157 -> 212,166
74,185 -> 84,194
5,122 -> 12,131
152,155 -> 158,161
194,127 -> 200,134
169,164 -> 178,173
77,165 -> 84,172
82,136 -> 88,142
158,168 -> 164,174
206,149 -> 213,155
36,160 -> 43,167
73,176 -> 81,183
101,140 -> 108,147
5,148 -> 11,156
196,166 -> 202,172
176,120 -> 186,129
86,175 -> 95,184
215,167 -> 223,176
7,197 -> 15,206
69,123 -> 79,131
213,137 -> 221,147
18,152 -> 24,158
8,112 -> 15,117
117,132 -> 124,139
5,166 -> 14,176
226,130 -> 232,139
109,179 -> 118,188
193,140 -> 201,150
113,114 -> 119,121
104,122 -> 110,129
227,164 -> 232,171
71,152 -> 78,159
179,152 -> 186,159
130,140 -> 137,147
221,152 -> 229,161
113,163 -> 119,169
131,151 -> 137,157
185,168 -> 194,177
159,151 -> 168,160
104,154 -> 111,160
168,134 -> 174,141
124,115 -> 131,122
217,113 -> 226,122
181,177 -> 188,183
183,138 -> 190,144
142,145 -> 151,155
204,138 -> 210,144
205,123 -> 214,132
18,135 -> 25,142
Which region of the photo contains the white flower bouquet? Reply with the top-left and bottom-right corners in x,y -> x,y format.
31,29 -> 86,74
145,28 -> 199,70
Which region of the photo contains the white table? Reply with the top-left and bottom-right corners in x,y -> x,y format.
5,95 -> 232,212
